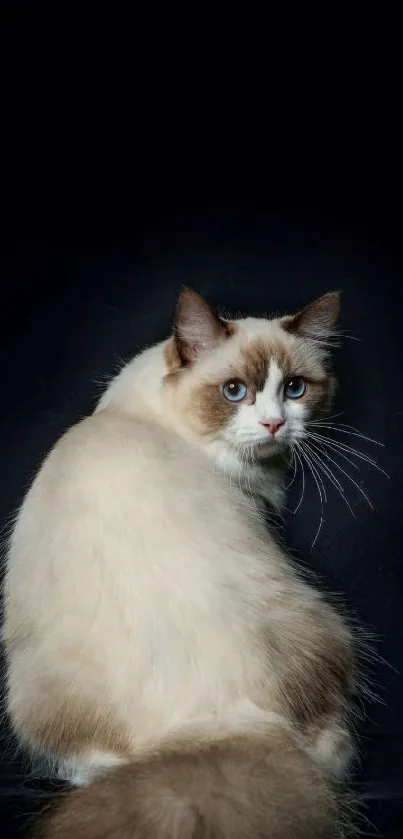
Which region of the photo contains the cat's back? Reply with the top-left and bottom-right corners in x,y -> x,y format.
4,406 -> 292,763
15,408 -> 245,526
32,408 -> 192,496
6,409 -> 265,607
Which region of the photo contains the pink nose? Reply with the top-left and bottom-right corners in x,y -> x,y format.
260,418 -> 285,435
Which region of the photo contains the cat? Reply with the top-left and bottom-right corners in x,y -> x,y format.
2,289 -> 357,838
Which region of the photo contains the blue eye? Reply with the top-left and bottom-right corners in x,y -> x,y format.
222,380 -> 248,402
284,377 -> 306,399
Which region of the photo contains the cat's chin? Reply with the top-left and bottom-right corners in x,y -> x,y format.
247,439 -> 287,460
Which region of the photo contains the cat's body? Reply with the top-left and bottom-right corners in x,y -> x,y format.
3,292 -> 357,837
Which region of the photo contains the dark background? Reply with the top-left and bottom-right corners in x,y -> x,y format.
1,177 -> 402,836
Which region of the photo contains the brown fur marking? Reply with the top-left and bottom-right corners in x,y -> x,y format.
299,379 -> 328,410
282,641 -> 352,723
13,688 -> 131,757
187,339 -> 295,434
167,325 -> 334,434
164,338 -> 182,373
279,623 -> 353,725
191,383 -> 236,434
283,292 -> 341,338
39,729 -> 351,838
239,340 -> 270,391
239,340 -> 293,391
174,290 -> 235,365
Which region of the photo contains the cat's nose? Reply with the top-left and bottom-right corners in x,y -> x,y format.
260,418 -> 285,435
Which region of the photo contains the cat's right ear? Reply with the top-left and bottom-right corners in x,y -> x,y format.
174,289 -> 230,365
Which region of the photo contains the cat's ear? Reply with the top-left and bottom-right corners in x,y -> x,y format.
283,292 -> 341,341
174,289 -> 229,364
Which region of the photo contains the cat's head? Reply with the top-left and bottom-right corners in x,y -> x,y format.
163,289 -> 340,459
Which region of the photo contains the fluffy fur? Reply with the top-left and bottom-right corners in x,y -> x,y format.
39,727 -> 353,839
3,290 -> 357,837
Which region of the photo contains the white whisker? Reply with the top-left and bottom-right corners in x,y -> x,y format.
310,436 -> 359,470
285,448 -> 298,491
301,442 -> 327,504
299,443 -> 326,507
306,423 -> 385,448
296,442 -> 324,550
309,433 -> 374,469
342,334 -> 363,342
309,419 -> 376,437
308,437 -> 374,509
292,447 -> 305,514
304,441 -> 344,494
246,445 -> 255,499
305,440 -> 357,518
308,433 -> 390,477
309,412 -> 345,423
239,443 -> 254,502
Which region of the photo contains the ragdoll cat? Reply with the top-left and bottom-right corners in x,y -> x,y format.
3,290 -> 357,838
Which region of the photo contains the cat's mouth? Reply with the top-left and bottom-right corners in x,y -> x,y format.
255,429 -> 290,447
225,428 -> 293,454
255,438 -> 286,453
238,435 -> 289,455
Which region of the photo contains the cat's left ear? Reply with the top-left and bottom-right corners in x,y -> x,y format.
174,288 -> 231,364
283,292 -> 341,341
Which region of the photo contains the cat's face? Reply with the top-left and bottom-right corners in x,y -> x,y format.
164,290 -> 339,459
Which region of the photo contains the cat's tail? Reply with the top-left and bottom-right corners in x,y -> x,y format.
38,723 -> 353,839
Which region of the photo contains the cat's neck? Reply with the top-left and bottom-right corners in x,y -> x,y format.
96,341 -> 168,422
206,441 -> 286,511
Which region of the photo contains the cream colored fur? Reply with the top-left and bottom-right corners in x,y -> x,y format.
3,294 -> 355,832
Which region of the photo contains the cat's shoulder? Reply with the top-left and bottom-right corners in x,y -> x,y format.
53,411 -> 170,458
45,410 -> 200,480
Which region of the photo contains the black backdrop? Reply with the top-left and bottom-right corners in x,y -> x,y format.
1,178 -> 402,836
